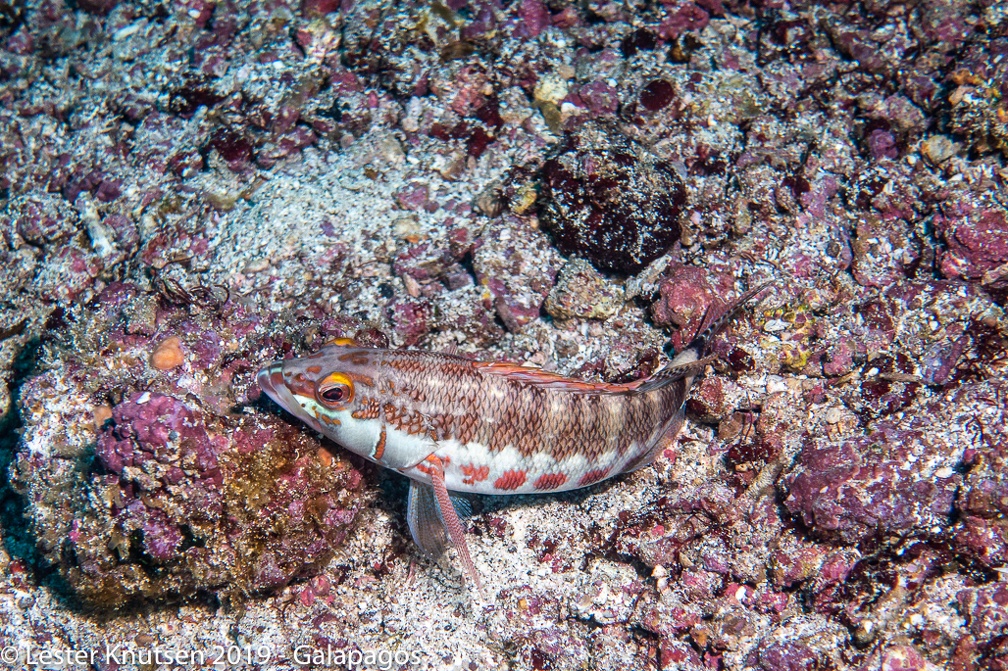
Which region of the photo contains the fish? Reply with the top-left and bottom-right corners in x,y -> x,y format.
257,282 -> 772,596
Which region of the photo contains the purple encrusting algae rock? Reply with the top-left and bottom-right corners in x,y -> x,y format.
10,281 -> 369,608
15,381 -> 364,608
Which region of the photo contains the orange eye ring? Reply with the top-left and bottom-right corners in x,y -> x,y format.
317,372 -> 354,407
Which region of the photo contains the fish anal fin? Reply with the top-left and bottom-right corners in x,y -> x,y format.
625,411 -> 687,473
449,494 -> 472,519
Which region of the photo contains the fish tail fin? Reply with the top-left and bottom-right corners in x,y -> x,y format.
672,279 -> 775,364
635,281 -> 772,394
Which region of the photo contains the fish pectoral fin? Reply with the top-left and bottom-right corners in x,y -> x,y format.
407,481 -> 449,559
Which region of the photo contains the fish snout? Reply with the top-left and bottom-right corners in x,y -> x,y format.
257,362 -> 286,405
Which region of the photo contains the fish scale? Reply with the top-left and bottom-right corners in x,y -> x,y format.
257,282 -> 772,595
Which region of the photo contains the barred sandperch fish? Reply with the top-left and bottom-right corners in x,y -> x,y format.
257,282 -> 772,595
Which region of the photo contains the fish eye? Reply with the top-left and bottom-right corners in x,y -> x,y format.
321,385 -> 348,403
316,372 -> 354,407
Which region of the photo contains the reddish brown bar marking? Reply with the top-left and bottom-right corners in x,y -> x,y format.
346,371 -> 376,387
337,351 -> 371,366
374,425 -> 387,460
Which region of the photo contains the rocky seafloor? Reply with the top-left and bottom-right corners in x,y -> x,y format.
1,0 -> 1007,669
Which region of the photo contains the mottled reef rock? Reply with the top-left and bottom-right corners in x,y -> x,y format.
537,122 -> 686,274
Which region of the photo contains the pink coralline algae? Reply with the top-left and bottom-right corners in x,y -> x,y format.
96,393 -> 224,481
651,265 -> 735,350
658,3 -> 710,41
516,0 -> 550,39
757,642 -> 819,671
936,203 -> 1008,303
11,193 -> 80,245
390,297 -> 432,346
784,418 -> 960,545
10,281 -> 367,608
786,380 -> 1006,560
952,381 -> 1008,573
577,81 -> 620,116
473,216 -> 562,331
957,584 -> 1008,643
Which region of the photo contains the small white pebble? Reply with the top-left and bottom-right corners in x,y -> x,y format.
243,258 -> 271,274
935,466 -> 954,479
113,22 -> 142,40
402,274 -> 421,298
824,406 -> 845,424
763,318 -> 789,332
766,376 -> 788,394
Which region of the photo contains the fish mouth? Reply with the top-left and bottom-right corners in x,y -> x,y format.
258,362 -> 330,436
257,362 -> 297,413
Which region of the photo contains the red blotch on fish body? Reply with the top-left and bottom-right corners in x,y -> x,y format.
462,464 -> 490,485
578,468 -> 610,486
534,473 -> 567,490
494,469 -> 527,491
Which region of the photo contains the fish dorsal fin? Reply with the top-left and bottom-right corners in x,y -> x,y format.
471,361 -> 637,393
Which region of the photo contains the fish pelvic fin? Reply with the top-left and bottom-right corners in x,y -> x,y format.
407,481 -> 449,559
